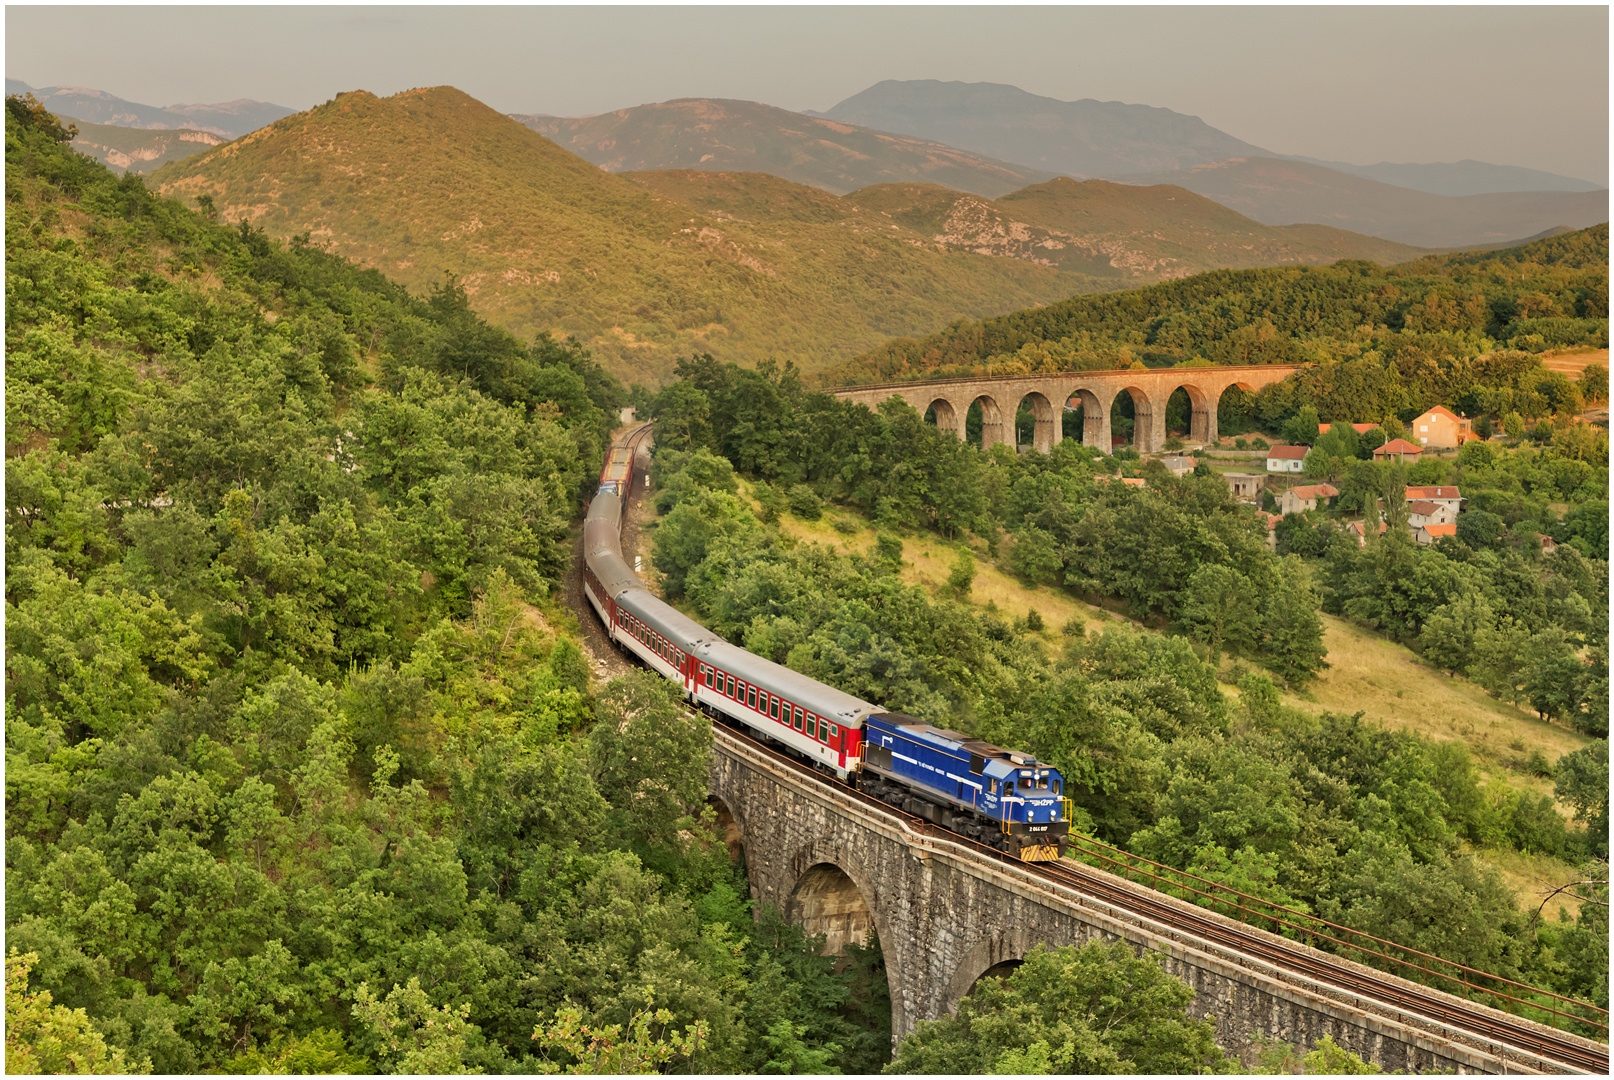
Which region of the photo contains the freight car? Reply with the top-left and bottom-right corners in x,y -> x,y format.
582,444 -> 1070,861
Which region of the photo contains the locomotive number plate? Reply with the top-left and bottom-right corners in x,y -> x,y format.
1029,825 -> 1047,832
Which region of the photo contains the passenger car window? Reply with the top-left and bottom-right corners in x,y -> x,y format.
817,718 -> 829,742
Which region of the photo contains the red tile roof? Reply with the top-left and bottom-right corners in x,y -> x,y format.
1289,484 -> 1339,500
1267,445 -> 1310,460
1406,486 -> 1461,500
1418,405 -> 1466,424
1407,500 -> 1442,517
1349,423 -> 1381,434
1421,523 -> 1457,538
1373,438 -> 1423,456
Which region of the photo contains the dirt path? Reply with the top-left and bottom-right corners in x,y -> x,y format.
561,429 -> 654,686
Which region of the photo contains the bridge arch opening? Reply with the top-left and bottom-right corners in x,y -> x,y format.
1111,386 -> 1157,454
1067,388 -> 1105,448
970,958 -> 1023,995
1164,383 -> 1214,446
1013,392 -> 1058,453
922,397 -> 962,441
787,862 -> 877,958
963,395 -> 1009,451
707,794 -> 745,864
1216,381 -> 1261,442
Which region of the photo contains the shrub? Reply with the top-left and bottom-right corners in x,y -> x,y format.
1025,608 -> 1044,632
786,483 -> 822,520
831,515 -> 859,535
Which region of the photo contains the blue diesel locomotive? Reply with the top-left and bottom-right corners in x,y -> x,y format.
582,443 -> 1070,861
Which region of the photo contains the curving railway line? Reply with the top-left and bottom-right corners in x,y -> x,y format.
597,425 -> 1608,1074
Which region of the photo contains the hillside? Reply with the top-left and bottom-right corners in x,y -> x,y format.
150,86 -> 1104,385
1109,157 -> 1610,248
5,78 -> 294,138
66,116 -> 224,174
826,224 -> 1610,385
1287,156 -> 1606,197
513,97 -> 1061,198
840,178 -> 1422,280
811,79 -> 1273,178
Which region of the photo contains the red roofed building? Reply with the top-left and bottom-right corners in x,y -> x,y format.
1414,522 -> 1457,545
1266,445 -> 1309,473
1349,423 -> 1382,435
1372,438 -> 1423,462
1280,483 -> 1339,516
1405,486 -> 1462,514
1347,520 -> 1388,547
1406,500 -> 1456,530
1412,405 -> 1474,448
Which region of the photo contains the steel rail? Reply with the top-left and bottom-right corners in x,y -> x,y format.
707,720 -> 1609,1074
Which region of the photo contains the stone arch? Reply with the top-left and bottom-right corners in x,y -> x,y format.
785,838 -> 908,1040
965,393 -> 1010,451
707,794 -> 745,864
1215,380 -> 1261,441
1164,382 -> 1215,445
1110,385 -> 1159,454
942,928 -> 1048,1015
787,862 -> 875,958
1012,391 -> 1060,453
1067,387 -> 1109,450
923,396 -> 964,441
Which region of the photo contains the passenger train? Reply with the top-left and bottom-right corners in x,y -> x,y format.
581,439 -> 1071,861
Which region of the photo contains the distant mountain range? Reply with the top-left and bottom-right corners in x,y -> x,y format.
147,86 -> 1419,385
5,78 -> 294,139
1286,156 -> 1604,197
64,117 -> 226,175
11,75 -> 1606,251
809,79 -> 1273,179
513,97 -> 1062,198
1106,157 -> 1609,249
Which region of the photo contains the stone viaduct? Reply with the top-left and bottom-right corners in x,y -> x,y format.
710,727 -> 1602,1074
827,365 -> 1301,454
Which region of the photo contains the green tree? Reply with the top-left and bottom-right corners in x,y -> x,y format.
5,950 -> 149,1074
588,672 -> 713,862
1176,564 -> 1260,665
946,548 -> 976,597
532,1004 -> 708,1075
883,942 -> 1229,1075
352,977 -> 479,1075
1554,741 -> 1609,857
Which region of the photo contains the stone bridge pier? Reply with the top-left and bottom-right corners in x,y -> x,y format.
829,364 -> 1300,454
709,728 -> 1594,1073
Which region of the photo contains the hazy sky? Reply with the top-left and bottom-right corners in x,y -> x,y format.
7,5 -> 1609,183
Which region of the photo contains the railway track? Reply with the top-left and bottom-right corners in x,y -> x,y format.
600,424 -> 1607,1074
713,718 -> 1609,1074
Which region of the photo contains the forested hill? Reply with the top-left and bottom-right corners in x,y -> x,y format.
148,85 -> 1103,385
6,94 -> 901,1075
823,224 -> 1610,386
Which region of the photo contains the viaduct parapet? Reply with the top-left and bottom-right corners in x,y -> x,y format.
710,727 -> 1599,1073
827,365 -> 1302,454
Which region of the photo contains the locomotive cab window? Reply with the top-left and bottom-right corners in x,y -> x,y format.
1037,775 -> 1048,790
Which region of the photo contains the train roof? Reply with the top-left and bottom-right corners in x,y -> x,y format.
615,587 -> 727,651
700,639 -> 880,724
869,713 -> 1055,779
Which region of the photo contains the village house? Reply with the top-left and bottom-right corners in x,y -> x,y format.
1346,520 -> 1388,547
1348,423 -> 1381,436
1406,500 -> 1456,530
1256,511 -> 1280,549
1157,455 -> 1195,477
1224,473 -> 1265,500
1405,485 -> 1463,514
1411,405 -> 1474,449
1414,522 -> 1457,545
1280,483 -> 1339,516
1266,445 -> 1309,473
1372,438 -> 1423,463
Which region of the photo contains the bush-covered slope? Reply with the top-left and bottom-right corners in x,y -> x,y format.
150,86 -> 1105,385
827,224 -> 1609,385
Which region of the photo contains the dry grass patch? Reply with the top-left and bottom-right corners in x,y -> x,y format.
1540,348 -> 1607,377
1281,614 -> 1595,800
1474,847 -> 1587,922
